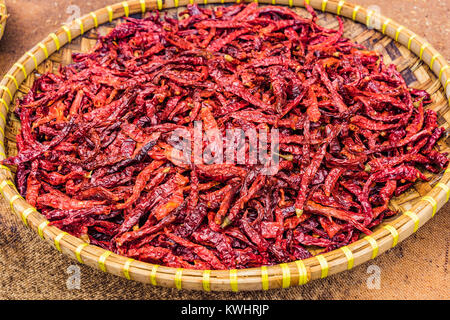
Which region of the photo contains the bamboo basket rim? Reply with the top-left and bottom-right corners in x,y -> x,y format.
0,0 -> 449,292
0,0 -> 7,40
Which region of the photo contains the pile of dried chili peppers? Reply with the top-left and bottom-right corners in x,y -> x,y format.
4,3 -> 448,269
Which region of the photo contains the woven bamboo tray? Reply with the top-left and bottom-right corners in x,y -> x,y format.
0,0 -> 449,292
0,0 -> 7,41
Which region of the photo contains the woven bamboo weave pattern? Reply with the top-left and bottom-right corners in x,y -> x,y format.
0,0 -> 449,291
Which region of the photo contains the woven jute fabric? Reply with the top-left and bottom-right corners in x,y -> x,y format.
0,0 -> 449,299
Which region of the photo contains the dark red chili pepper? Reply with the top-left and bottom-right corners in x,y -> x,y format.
165,231 -> 226,269
295,125 -> 341,215
324,167 -> 344,197
115,160 -> 164,210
